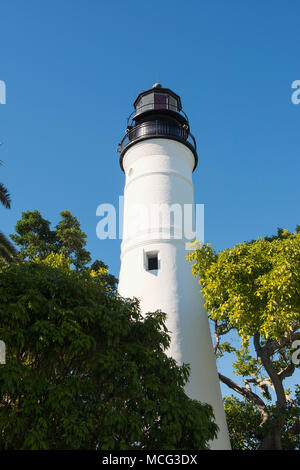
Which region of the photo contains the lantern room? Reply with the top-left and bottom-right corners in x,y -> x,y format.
118,83 -> 198,172
133,83 -> 182,120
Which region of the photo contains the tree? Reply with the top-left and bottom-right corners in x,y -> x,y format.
0,254 -> 217,450
55,210 -> 91,270
10,210 -> 55,261
224,389 -> 300,450
224,396 -> 264,450
0,232 -> 18,263
0,160 -> 11,209
0,160 -> 17,263
187,228 -> 300,450
90,259 -> 118,290
11,210 -> 91,270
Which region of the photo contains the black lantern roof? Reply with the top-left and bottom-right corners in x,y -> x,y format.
133,83 -> 182,110
131,83 -> 187,125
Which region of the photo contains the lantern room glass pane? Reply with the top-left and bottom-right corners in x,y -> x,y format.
154,94 -> 168,110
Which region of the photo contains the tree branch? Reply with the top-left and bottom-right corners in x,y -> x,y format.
218,372 -> 269,425
214,321 -> 220,355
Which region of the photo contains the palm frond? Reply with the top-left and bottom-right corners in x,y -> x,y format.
0,160 -> 11,209
0,231 -> 18,261
0,182 -> 11,208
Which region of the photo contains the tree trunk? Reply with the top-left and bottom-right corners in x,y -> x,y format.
259,428 -> 282,450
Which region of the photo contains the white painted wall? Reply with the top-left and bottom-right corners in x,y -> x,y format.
118,138 -> 231,450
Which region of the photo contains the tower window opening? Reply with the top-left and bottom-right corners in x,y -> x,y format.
147,253 -> 158,271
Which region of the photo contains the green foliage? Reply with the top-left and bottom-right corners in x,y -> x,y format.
10,210 -> 56,260
0,258 -> 217,449
55,210 -> 91,270
0,160 -> 11,209
90,259 -> 118,291
11,210 -> 91,270
187,228 -> 300,450
225,390 -> 300,450
224,396 -> 263,450
0,231 -> 18,263
0,160 -> 17,263
187,230 -> 300,342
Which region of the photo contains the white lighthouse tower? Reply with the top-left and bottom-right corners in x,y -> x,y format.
117,84 -> 231,450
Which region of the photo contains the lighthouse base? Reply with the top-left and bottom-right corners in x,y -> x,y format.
118,240 -> 231,450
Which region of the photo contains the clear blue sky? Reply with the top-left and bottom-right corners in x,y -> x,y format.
1,1 -> 299,393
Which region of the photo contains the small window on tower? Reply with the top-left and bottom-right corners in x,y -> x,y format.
147,253 -> 158,271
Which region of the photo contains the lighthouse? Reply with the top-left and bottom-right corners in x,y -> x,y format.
117,84 -> 231,450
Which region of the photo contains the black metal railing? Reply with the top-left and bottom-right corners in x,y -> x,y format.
118,120 -> 197,155
126,103 -> 189,126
